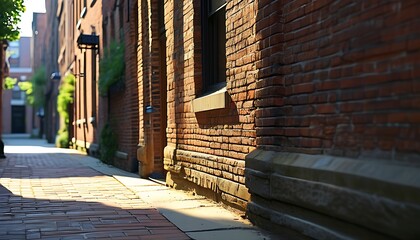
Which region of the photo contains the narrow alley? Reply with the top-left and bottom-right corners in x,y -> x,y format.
0,135 -> 269,240
2,1 -> 419,239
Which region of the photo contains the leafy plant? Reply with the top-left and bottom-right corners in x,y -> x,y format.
3,77 -> 17,89
19,66 -> 46,107
18,80 -> 33,102
0,0 -> 25,41
56,128 -> 69,148
56,73 -> 75,148
57,73 -> 75,123
98,41 -> 125,96
99,123 -> 118,165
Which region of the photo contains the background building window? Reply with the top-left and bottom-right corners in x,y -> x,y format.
201,0 -> 227,93
12,89 -> 23,100
8,41 -> 19,59
7,41 -> 20,67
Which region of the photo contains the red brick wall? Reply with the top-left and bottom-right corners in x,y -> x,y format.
100,0 -> 140,172
43,0 -> 60,143
245,0 -> 420,238
164,0 -> 258,209
256,0 -> 420,161
72,0 -> 102,149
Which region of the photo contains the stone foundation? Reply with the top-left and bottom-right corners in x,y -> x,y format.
164,146 -> 250,211
245,149 -> 420,239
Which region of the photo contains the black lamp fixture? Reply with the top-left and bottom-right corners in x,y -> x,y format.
77,33 -> 99,50
50,72 -> 61,81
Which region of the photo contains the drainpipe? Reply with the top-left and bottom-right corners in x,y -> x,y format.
83,50 -> 87,151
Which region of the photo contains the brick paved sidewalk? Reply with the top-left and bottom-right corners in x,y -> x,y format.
0,140 -> 190,239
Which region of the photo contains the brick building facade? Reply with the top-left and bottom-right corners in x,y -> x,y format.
31,0 -> 60,143
70,0 -> 102,154
159,0 -> 420,238
245,1 -> 420,238
163,0 -> 256,210
102,0 -> 140,172
136,0 -> 167,177
52,0 -> 420,238
2,37 -> 34,135
57,0 -> 140,172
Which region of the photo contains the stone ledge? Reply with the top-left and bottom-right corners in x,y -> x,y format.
191,87 -> 228,112
247,199 -> 392,240
71,138 -> 90,152
115,151 -> 128,160
245,149 -> 420,239
246,149 -> 420,203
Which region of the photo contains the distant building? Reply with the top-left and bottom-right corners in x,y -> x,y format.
1,37 -> 34,134
59,0 -> 104,159
29,1 -> 60,142
57,0 -> 140,172
41,0 -> 60,143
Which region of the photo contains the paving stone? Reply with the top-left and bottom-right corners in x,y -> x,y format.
1,136 -> 273,240
0,138 -> 189,240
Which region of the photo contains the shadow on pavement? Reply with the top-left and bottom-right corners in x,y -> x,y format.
0,184 -> 189,239
0,135 -> 272,240
0,135 -> 190,239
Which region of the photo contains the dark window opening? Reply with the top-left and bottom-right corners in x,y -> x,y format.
201,0 -> 227,94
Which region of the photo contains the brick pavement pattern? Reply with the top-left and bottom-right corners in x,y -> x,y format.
0,149 -> 190,239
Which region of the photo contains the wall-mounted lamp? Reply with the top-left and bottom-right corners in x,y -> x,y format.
50,72 -> 61,81
145,106 -> 156,114
77,33 -> 99,50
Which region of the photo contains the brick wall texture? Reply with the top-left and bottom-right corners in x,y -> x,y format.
103,0 -> 140,172
163,0 -> 420,237
256,0 -> 420,161
163,0 -> 259,209
61,0 -> 420,237
72,0 -> 103,151
245,0 -> 420,238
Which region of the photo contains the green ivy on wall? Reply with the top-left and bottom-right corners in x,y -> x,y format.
56,73 -> 75,148
99,123 -> 118,165
98,41 -> 125,96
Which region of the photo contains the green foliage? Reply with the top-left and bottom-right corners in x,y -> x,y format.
3,77 -> 17,89
32,66 -> 46,107
0,0 -> 25,41
18,80 -> 33,103
56,128 -> 69,148
98,41 -> 125,96
99,123 -> 118,165
19,66 -> 46,107
56,73 -> 75,148
57,73 -> 75,123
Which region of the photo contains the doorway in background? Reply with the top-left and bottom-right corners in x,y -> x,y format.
11,106 -> 26,133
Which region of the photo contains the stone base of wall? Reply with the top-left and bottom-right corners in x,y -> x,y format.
73,138 -> 136,172
112,150 -> 138,173
89,143 -> 100,157
72,138 -> 89,153
164,145 -> 250,211
245,149 -> 420,239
